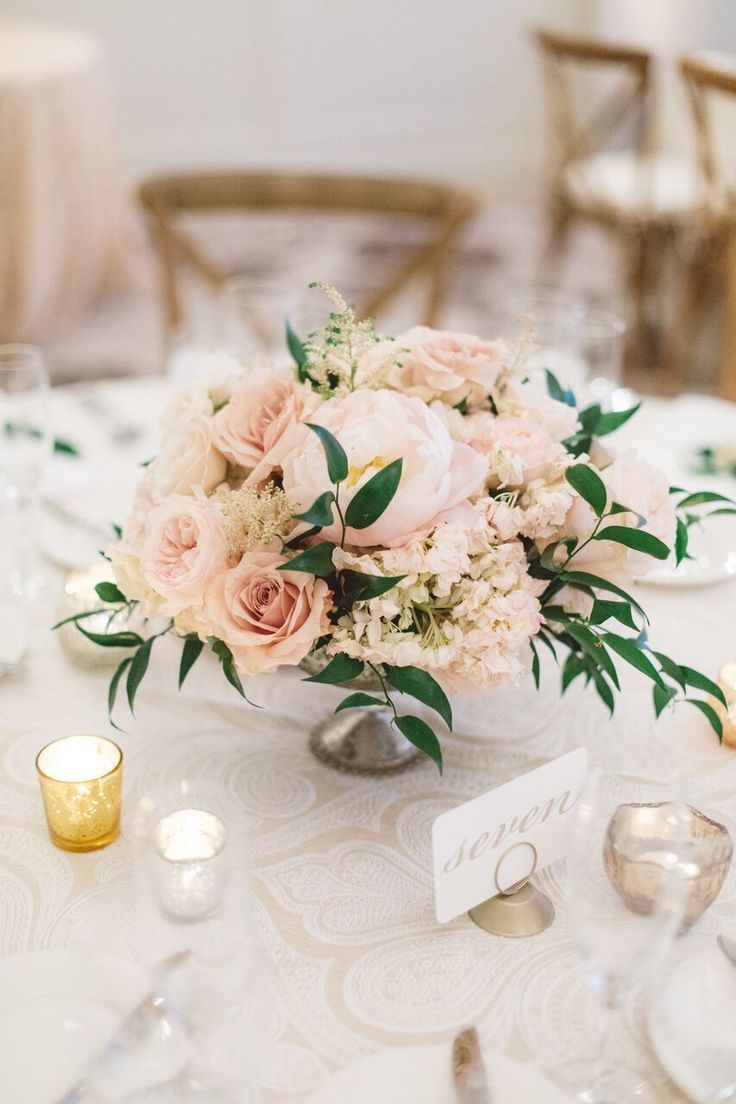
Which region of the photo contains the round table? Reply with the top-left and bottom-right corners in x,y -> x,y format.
2,377 -> 736,1101
0,23 -> 138,342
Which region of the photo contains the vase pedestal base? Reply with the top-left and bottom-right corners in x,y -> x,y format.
309,707 -> 421,775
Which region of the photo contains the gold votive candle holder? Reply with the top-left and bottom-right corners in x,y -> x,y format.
36,735 -> 123,852
153,808 -> 227,921
717,661 -> 736,748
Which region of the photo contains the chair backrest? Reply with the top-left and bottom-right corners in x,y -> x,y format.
532,28 -> 652,176
137,171 -> 479,338
680,53 -> 736,207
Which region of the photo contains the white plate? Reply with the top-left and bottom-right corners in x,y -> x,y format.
649,947 -> 736,1103
0,950 -> 189,1104
638,515 -> 736,589
307,1043 -> 568,1104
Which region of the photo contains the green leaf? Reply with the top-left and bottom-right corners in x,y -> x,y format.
593,404 -> 641,436
591,668 -> 615,714
650,651 -> 687,691
677,490 -> 735,509
94,581 -> 127,604
561,651 -> 585,692
593,525 -> 670,560
344,458 -> 403,530
565,463 -> 607,517
545,368 -> 576,407
108,656 -> 133,722
335,692 -> 387,712
76,625 -> 144,648
295,491 -> 335,528
179,635 -> 204,689
280,541 -> 336,578
685,697 -> 723,742
653,683 -> 677,717
210,637 -> 232,661
675,517 -> 690,565
222,654 -> 247,699
286,321 -> 307,367
304,653 -> 365,684
53,607 -> 113,631
579,403 -> 602,434
560,571 -> 649,620
589,599 -> 638,630
564,623 -> 620,689
384,664 -> 452,730
126,637 -> 153,714
306,423 -> 348,483
111,523 -> 122,539
530,640 -> 540,689
339,570 -> 406,603
395,714 -> 443,773
53,437 -> 80,456
679,666 -> 728,708
600,632 -> 665,688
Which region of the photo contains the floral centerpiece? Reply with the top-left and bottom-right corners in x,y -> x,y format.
59,286 -> 733,771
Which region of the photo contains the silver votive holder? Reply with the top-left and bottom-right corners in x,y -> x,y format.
153,808 -> 228,922
603,802 -> 733,931
56,563 -> 133,668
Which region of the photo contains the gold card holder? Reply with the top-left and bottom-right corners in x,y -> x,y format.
468,841 -> 555,937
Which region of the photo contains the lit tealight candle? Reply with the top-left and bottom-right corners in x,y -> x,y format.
717,662 -> 736,748
36,734 -> 123,851
153,808 -> 227,922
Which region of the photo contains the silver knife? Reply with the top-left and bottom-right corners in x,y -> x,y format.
55,950 -> 191,1104
452,1026 -> 491,1104
717,933 -> 736,968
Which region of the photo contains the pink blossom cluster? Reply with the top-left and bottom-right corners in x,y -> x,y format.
110,324 -> 674,689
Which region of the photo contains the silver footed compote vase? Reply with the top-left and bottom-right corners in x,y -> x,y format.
300,651 -> 422,775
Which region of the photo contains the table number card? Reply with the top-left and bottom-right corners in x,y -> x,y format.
432,748 -> 588,923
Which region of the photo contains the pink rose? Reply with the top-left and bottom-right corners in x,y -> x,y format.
150,416 -> 227,499
558,449 -> 675,584
498,378 -> 580,442
204,550 -> 332,675
142,490 -> 230,615
361,327 -> 505,407
280,389 -> 487,548
469,413 -> 566,488
212,366 -> 320,474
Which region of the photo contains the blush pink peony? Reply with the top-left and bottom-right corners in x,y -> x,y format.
204,550 -> 332,674
380,326 -> 506,407
279,388 -> 487,548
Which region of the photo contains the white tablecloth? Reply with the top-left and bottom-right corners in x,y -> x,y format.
2,378 -> 736,1101
0,23 -> 138,341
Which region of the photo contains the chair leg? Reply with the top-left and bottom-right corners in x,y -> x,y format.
540,199 -> 574,278
668,236 -> 715,394
720,232 -> 736,401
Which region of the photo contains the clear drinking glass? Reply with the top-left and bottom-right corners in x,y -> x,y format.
558,769 -> 698,1104
0,345 -> 49,602
218,278 -> 330,359
575,309 -> 630,412
501,288 -> 588,392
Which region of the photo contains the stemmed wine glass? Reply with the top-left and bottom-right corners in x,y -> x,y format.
558,768 -> 698,1103
0,346 -> 49,666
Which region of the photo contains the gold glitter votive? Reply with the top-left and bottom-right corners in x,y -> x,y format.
36,735 -> 123,851
717,661 -> 736,748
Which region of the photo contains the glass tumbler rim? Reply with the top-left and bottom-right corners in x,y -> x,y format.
36,733 -> 123,783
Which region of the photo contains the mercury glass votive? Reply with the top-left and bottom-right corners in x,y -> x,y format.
603,802 -> 733,930
56,563 -> 133,668
153,808 -> 228,922
36,735 -> 123,851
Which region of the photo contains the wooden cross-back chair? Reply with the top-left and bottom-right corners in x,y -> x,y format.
138,171 -> 478,343
679,54 -> 736,399
533,29 -> 701,374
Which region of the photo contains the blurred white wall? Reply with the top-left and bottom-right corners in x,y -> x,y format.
0,0 -> 592,196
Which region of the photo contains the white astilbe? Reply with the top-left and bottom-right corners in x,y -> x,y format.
217,482 -> 293,557
302,283 -> 398,395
